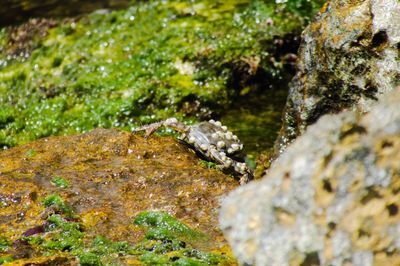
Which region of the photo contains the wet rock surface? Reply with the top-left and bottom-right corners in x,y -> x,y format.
0,0 -> 131,26
220,88 -> 400,265
277,0 -> 400,152
0,128 -> 238,247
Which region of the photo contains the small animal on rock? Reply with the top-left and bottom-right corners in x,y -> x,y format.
132,118 -> 253,184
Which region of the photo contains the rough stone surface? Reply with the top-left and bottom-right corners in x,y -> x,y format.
0,128 -> 238,246
277,0 -> 400,152
220,88 -> 400,266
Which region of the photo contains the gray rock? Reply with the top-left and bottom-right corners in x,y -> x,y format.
220,88 -> 400,265
276,0 -> 400,153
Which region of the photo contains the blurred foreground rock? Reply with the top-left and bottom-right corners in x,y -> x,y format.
220,88 -> 400,265
277,0 -> 400,152
0,128 -> 237,247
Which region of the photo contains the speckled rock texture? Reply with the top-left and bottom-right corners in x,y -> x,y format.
220,87 -> 400,266
277,0 -> 400,152
0,128 -> 237,246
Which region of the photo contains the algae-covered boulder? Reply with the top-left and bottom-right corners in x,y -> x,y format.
220,87 -> 400,265
277,0 -> 400,152
0,0 -> 131,26
0,0 -> 323,149
0,128 -> 238,264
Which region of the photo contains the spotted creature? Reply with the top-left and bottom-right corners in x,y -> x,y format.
132,118 -> 253,184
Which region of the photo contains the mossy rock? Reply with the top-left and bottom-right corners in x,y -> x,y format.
0,0 -> 324,148
0,128 -> 238,264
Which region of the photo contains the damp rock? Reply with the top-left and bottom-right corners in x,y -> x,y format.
276,0 -> 400,152
220,88 -> 400,265
0,128 -> 238,248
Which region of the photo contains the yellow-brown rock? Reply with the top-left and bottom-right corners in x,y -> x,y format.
0,128 -> 237,247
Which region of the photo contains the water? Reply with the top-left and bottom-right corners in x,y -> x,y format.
221,87 -> 288,159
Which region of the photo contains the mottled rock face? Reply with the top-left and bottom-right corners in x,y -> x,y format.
0,128 -> 237,246
277,0 -> 400,152
220,88 -> 400,265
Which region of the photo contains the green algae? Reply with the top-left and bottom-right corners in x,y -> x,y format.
138,249 -> 227,266
78,252 -> 102,266
51,176 -> 70,188
0,256 -> 12,264
133,212 -> 231,265
0,0 -> 135,26
43,215 -> 83,250
221,85 -> 289,158
26,214 -> 83,252
42,194 -> 74,217
3,194 -> 233,265
134,211 -> 206,242
198,159 -> 218,169
0,237 -> 10,252
25,148 -> 36,157
89,235 -> 133,256
0,29 -> 5,53
0,0 -> 323,148
22,216 -> 133,264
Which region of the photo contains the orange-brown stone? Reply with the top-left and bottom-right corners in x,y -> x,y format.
0,128 -> 238,249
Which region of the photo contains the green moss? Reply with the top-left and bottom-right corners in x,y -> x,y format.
51,176 -> 70,188
0,0 -> 323,148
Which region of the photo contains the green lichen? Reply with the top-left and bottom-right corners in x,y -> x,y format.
0,0 -> 323,148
